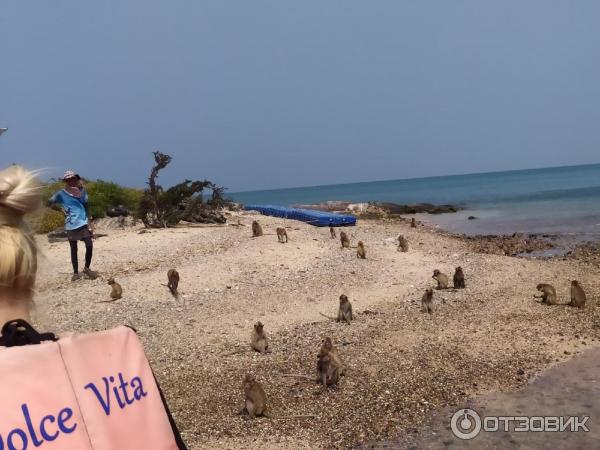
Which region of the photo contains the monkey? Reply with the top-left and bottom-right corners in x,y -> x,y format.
330,226 -> 336,239
411,218 -> 417,228
318,338 -> 344,367
317,351 -> 339,387
252,220 -> 263,237
337,294 -> 353,324
240,374 -> 315,420
316,338 -> 344,387
397,235 -> 409,252
432,269 -> 449,290
276,227 -> 288,243
569,280 -> 587,309
421,288 -> 433,314
240,374 -> 268,419
319,336 -> 334,354
250,321 -> 269,353
167,269 -> 179,297
318,295 -> 353,323
101,278 -> 122,302
534,283 -> 557,305
356,241 -> 366,259
453,267 -> 466,289
340,231 -> 350,249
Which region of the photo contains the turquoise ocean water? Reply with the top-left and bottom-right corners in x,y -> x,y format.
231,164 -> 600,237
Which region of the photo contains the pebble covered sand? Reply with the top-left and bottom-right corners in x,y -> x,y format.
33,212 -> 600,449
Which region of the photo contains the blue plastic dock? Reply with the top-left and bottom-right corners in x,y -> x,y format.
244,205 -> 356,227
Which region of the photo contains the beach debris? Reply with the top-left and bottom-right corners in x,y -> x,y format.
139,151 -> 230,228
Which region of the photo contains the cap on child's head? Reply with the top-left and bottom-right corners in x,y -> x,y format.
62,170 -> 80,181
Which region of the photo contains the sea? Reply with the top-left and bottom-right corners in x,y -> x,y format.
231,164 -> 600,239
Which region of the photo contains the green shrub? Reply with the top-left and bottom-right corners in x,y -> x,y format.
43,179 -> 143,219
30,208 -> 65,234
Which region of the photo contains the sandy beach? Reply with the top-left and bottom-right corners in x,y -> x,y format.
32,212 -> 600,449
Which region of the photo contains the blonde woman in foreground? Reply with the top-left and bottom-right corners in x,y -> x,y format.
0,165 -> 187,449
0,165 -> 40,328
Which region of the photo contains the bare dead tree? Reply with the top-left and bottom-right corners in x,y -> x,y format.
139,152 -> 229,227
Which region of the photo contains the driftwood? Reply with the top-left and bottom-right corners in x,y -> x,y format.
48,230 -> 108,243
139,151 -> 230,228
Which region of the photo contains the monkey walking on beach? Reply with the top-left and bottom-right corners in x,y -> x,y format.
276,227 -> 288,243
330,227 -> 337,239
569,281 -> 587,309
453,267 -> 466,289
97,278 -> 122,302
534,283 -> 557,305
421,288 -> 433,314
356,241 -> 366,259
340,231 -> 350,249
167,269 -> 179,297
252,220 -> 263,237
411,218 -> 417,228
250,321 -> 270,353
398,235 -> 409,252
432,270 -> 449,290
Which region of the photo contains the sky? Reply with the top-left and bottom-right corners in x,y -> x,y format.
1,1 -> 599,192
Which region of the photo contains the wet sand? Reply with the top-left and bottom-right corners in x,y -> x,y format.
381,348 -> 600,450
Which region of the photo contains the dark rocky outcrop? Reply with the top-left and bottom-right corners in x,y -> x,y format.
460,233 -> 556,257
375,202 -> 461,215
291,201 -> 462,215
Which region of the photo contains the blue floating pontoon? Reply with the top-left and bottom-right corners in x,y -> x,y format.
245,205 -> 356,227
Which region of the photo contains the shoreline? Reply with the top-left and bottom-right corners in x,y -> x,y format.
33,212 -> 600,448
252,200 -> 600,249
296,200 -> 600,260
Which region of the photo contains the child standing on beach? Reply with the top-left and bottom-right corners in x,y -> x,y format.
48,170 -> 98,281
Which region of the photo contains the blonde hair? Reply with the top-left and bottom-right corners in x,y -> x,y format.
0,165 -> 42,293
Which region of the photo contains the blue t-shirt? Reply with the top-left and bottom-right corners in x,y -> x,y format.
50,189 -> 89,231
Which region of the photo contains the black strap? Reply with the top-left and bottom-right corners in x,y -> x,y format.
155,375 -> 188,450
0,319 -> 57,347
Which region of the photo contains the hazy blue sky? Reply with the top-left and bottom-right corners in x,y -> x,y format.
1,1 -> 599,192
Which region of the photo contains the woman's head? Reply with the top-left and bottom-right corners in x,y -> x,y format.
0,165 -> 41,299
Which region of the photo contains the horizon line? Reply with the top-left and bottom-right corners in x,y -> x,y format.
231,161 -> 600,195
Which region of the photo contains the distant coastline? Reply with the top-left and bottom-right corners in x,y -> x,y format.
231,163 -> 600,239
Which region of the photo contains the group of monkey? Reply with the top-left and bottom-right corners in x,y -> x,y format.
251,216 -> 416,258
243,297 -> 351,419
534,280 -> 587,309
102,216 -> 589,419
241,217 -> 469,418
251,220 -> 288,243
104,269 -> 180,302
241,216 -> 591,419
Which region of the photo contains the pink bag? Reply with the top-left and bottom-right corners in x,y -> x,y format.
0,325 -> 179,449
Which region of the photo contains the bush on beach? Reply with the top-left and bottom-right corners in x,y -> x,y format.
31,179 -> 143,233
